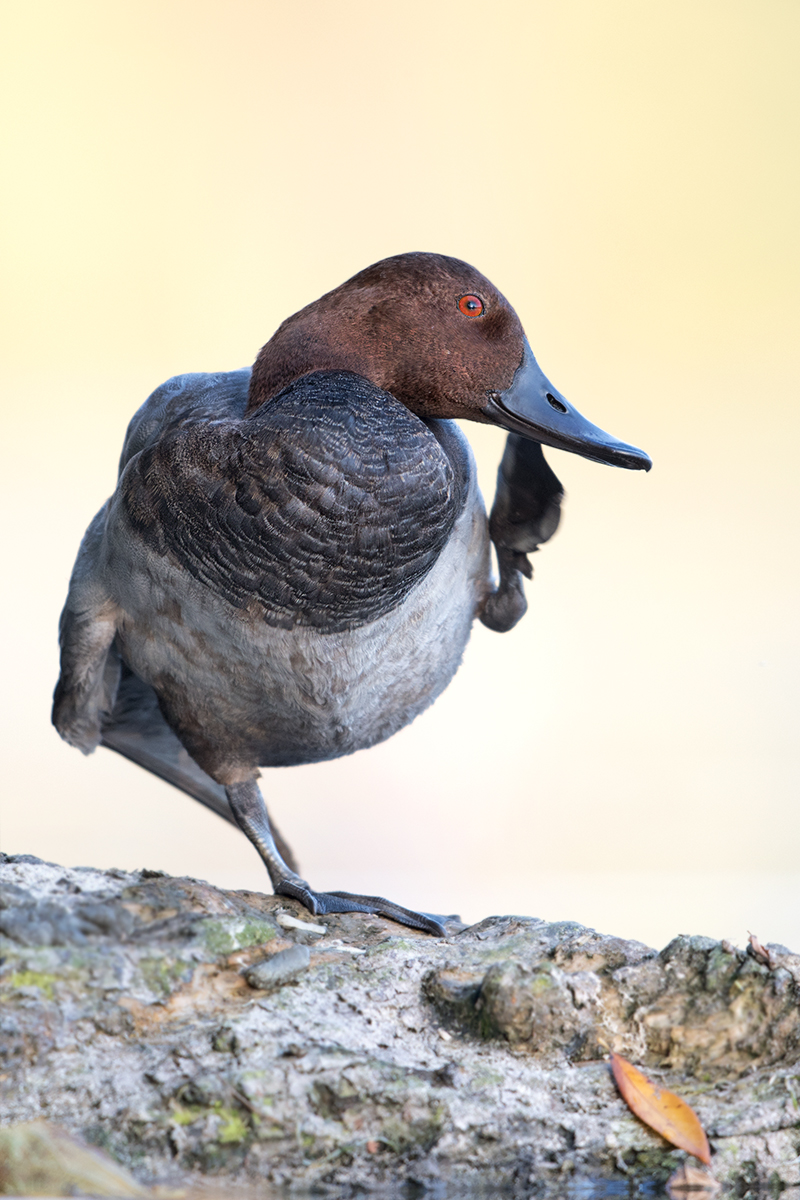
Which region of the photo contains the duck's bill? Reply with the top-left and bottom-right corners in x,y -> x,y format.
484,341 -> 652,471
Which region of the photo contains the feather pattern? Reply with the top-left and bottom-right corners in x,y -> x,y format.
119,370 -> 462,632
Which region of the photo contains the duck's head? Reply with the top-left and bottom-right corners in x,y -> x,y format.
248,252 -> 651,471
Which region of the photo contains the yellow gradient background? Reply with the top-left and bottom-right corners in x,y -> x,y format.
2,2 -> 798,950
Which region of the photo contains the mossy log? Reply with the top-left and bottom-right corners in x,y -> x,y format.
0,853 -> 798,1194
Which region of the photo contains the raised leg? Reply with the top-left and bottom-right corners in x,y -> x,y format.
225,780 -> 447,937
480,435 -> 564,632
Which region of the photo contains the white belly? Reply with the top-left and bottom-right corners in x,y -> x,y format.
106,464 -> 491,772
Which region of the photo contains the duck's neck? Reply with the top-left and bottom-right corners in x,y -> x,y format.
247,297 -> 380,415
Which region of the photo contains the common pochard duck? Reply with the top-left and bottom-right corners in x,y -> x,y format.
53,253 -> 650,935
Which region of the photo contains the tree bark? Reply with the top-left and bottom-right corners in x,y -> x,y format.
1,853 -> 798,1193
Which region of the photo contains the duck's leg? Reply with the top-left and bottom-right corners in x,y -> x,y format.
480,435 -> 564,633
225,780 -> 446,936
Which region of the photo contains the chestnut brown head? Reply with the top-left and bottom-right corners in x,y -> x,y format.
248,252 -> 651,471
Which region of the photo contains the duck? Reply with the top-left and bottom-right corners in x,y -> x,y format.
52,252 -> 651,936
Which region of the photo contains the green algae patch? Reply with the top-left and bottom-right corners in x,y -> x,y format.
380,1101 -> 447,1154
470,1067 -> 505,1090
202,918 -> 276,957
375,938 -> 416,953
5,970 -> 58,1000
171,1105 -> 204,1127
139,955 -> 192,998
170,1102 -> 249,1145
217,1108 -> 249,1144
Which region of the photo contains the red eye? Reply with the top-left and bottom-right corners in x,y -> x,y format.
458,294 -> 484,317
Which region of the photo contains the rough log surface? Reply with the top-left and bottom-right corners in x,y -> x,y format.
0,853 -> 799,1194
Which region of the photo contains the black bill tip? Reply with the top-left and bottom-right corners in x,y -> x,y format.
485,342 -> 652,472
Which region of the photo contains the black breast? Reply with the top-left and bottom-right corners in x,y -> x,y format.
120,370 -> 465,632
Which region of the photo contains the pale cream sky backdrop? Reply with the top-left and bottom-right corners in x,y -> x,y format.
1,2 -> 798,949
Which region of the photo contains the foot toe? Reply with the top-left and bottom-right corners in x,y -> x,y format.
327,891 -> 446,936
274,880 -> 445,936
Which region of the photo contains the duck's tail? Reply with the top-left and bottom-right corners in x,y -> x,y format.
101,663 -> 299,874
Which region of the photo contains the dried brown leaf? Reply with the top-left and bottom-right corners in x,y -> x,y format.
747,932 -> 772,967
610,1053 -> 711,1165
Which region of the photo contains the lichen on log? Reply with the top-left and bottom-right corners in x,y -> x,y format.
0,853 -> 798,1194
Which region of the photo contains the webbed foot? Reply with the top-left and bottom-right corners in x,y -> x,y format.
225,779 -> 449,937
480,435 -> 564,633
276,878 -> 446,936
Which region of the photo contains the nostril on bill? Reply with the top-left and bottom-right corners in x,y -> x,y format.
546,393 -> 568,414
